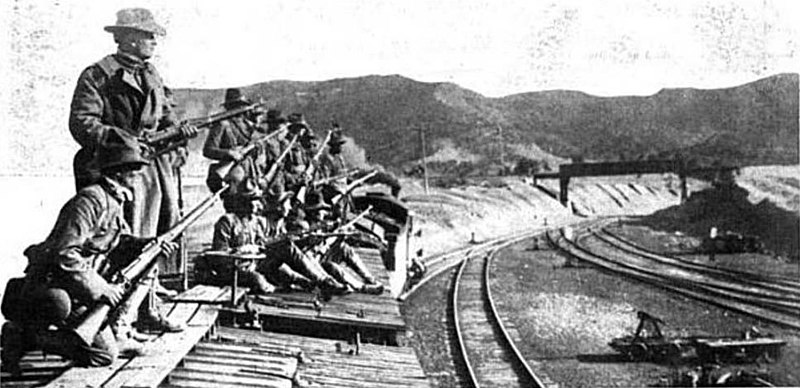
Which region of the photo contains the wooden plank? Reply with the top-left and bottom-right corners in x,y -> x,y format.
171,285 -> 246,305
211,327 -> 431,388
184,351 -> 297,378
166,368 -> 291,388
99,305 -> 218,388
43,357 -> 129,388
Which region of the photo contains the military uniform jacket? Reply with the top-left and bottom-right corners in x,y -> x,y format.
203,116 -> 258,161
23,178 -> 133,305
210,213 -> 285,272
319,151 -> 349,193
69,51 -> 177,156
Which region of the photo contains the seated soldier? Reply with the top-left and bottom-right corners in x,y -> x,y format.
301,193 -> 384,295
205,179 -> 349,295
1,138 -> 183,372
203,182 -> 277,295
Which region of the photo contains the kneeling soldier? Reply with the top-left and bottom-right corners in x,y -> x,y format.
1,136 -> 183,373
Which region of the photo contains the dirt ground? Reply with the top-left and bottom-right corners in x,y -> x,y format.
492,239 -> 799,387
402,166 -> 799,388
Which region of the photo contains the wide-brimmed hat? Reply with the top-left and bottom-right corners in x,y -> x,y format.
104,8 -> 166,36
97,130 -> 150,171
287,113 -> 309,133
221,88 -> 252,109
266,109 -> 286,124
235,178 -> 263,199
329,130 -> 346,146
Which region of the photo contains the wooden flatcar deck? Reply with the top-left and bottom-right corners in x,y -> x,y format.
161,326 -> 430,388
1,296 -> 222,388
224,248 -> 408,345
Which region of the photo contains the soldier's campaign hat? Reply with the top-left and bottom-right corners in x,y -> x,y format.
222,88 -> 253,109
234,178 -> 263,199
287,113 -> 309,131
329,130 -> 346,145
104,8 -> 166,36
266,109 -> 286,124
97,130 -> 150,171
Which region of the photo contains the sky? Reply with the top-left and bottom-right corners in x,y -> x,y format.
0,0 -> 798,174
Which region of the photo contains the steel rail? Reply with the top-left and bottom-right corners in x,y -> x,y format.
451,246 -> 549,388
485,249 -> 549,388
398,229 -> 541,302
577,233 -> 800,311
547,228 -> 800,330
452,255 -> 480,387
597,228 -> 800,288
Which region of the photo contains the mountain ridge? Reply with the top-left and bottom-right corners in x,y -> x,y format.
173,72 -> 799,173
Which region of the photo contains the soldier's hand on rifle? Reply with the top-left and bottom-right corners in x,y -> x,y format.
160,240 -> 180,257
228,146 -> 246,162
101,283 -> 126,307
137,139 -> 155,159
179,123 -> 199,139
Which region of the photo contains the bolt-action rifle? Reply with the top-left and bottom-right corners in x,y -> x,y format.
331,170 -> 379,205
260,134 -> 299,185
295,129 -> 334,204
68,184 -> 230,347
310,169 -> 360,188
309,206 -> 374,253
142,101 -> 268,148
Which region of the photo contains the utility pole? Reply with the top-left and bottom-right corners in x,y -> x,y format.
418,125 -> 429,194
496,123 -> 505,173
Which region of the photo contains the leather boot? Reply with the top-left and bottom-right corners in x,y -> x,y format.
1,322 -> 29,376
135,310 -> 186,333
359,283 -> 384,295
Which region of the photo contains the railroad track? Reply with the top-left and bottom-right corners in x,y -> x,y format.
398,229 -> 542,302
547,225 -> 800,330
597,228 -> 800,290
451,249 -> 551,388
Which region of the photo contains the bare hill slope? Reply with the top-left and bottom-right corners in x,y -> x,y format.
173,73 -> 798,173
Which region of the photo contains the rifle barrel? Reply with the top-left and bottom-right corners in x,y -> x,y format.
263,135 -> 299,184
145,102 -> 267,145
70,184 -> 229,347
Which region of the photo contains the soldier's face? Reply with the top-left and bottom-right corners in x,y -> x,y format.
243,198 -> 263,215
116,168 -> 142,190
119,30 -> 157,60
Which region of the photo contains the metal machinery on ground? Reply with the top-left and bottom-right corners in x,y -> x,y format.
609,311 -> 786,364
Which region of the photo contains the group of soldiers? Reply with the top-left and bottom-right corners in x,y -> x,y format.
197,88 -> 387,298
1,7 -> 393,374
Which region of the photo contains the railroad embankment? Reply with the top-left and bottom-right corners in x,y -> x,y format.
400,175 -> 685,261
630,165 -> 800,261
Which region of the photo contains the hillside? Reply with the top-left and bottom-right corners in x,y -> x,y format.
172,73 -> 799,175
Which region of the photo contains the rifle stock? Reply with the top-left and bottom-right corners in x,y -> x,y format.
69,184 -> 230,347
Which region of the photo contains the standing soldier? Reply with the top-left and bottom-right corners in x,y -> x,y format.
203,88 -> 282,198
68,8 -> 198,273
283,113 -> 315,193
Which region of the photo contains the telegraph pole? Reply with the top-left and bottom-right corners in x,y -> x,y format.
496,123 -> 505,170
418,125 -> 429,194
